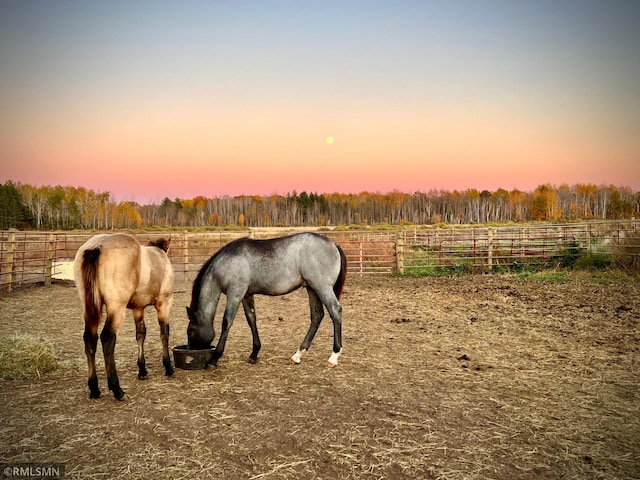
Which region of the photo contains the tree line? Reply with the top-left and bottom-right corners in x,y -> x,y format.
1,180 -> 638,231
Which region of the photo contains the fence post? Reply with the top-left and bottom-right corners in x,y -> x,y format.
472,228 -> 477,262
45,233 -> 55,286
3,231 -> 16,292
395,231 -> 405,275
487,228 -> 494,270
183,230 -> 189,282
557,227 -> 564,260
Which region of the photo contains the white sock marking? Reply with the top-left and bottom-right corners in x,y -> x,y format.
327,348 -> 342,367
291,349 -> 306,364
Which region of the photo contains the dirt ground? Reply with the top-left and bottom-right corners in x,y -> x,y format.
0,273 -> 639,479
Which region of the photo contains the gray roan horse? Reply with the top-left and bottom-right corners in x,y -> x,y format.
187,232 -> 347,367
74,233 -> 174,400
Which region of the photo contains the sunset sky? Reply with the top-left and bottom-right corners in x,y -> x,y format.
1,1 -> 639,203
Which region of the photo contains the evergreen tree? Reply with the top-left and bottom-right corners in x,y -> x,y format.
0,181 -> 33,229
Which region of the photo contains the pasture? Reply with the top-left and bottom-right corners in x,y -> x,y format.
0,274 -> 638,479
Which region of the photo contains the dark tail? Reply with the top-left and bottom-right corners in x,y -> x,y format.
82,248 -> 102,323
333,244 -> 347,299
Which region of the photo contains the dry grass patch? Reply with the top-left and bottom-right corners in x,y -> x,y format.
0,333 -> 59,380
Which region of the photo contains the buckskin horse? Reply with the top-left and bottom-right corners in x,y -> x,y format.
74,233 -> 174,400
186,232 -> 347,367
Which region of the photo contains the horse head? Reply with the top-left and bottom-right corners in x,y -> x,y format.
186,306 -> 214,349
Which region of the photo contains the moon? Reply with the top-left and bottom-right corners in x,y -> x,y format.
326,136 -> 334,144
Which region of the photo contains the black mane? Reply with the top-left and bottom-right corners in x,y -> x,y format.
148,238 -> 170,252
190,240 -> 239,309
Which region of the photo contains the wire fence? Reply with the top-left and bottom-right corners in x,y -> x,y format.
395,222 -> 640,274
1,221 -> 639,291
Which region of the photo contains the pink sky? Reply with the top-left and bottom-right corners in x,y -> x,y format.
3,96 -> 637,203
1,2 -> 639,203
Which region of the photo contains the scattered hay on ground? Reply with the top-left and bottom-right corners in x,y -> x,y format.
0,333 -> 60,380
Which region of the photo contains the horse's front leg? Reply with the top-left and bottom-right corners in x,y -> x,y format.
210,291 -> 243,366
156,297 -> 174,376
242,295 -> 261,363
133,308 -> 148,379
101,308 -> 126,400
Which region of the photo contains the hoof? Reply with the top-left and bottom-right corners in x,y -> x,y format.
163,358 -> 174,377
327,349 -> 342,368
88,378 -> 100,398
248,357 -> 259,364
290,349 -> 305,364
138,373 -> 149,380
290,359 -> 299,365
111,384 -> 126,400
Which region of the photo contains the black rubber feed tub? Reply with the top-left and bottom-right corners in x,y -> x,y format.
172,344 -> 215,370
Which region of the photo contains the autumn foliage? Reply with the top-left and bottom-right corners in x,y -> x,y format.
1,181 -> 638,230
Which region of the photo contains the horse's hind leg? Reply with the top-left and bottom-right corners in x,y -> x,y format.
133,308 -> 148,379
242,295 -> 261,363
83,318 -> 101,399
317,289 -> 343,368
101,308 -> 126,400
291,288 -> 325,365
156,298 -> 174,376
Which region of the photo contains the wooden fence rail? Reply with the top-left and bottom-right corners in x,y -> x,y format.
1,221 -> 639,292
